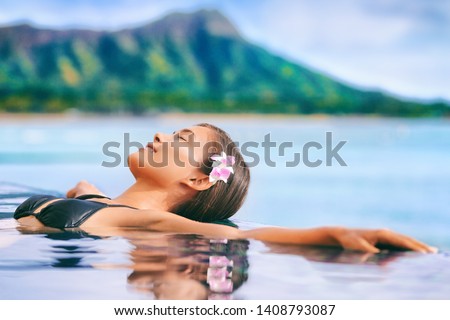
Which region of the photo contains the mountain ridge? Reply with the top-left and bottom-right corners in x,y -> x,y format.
0,9 -> 447,116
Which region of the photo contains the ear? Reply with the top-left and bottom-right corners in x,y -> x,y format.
181,175 -> 214,192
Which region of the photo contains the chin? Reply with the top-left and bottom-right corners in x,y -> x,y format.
127,149 -> 156,181
127,151 -> 141,177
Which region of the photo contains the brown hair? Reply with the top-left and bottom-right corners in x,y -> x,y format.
171,123 -> 250,222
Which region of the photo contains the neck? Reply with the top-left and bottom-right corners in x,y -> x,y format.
113,180 -> 186,212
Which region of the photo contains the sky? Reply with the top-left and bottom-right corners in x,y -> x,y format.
0,0 -> 449,101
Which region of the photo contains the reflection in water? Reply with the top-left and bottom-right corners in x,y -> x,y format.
126,234 -> 249,300
13,227 -> 415,299
15,227 -> 250,299
45,231 -> 101,268
265,243 -> 408,266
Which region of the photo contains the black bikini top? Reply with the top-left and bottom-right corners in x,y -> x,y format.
14,194 -> 137,229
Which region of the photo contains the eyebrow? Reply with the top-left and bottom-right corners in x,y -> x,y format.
173,129 -> 195,136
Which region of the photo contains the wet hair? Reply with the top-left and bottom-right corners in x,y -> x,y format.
171,123 -> 250,222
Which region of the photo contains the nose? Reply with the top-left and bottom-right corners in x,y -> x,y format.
154,133 -> 162,143
154,132 -> 172,143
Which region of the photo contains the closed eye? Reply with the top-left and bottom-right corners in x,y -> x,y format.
173,129 -> 194,142
175,133 -> 187,141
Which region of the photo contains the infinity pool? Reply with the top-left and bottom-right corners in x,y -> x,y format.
1,183 -> 449,299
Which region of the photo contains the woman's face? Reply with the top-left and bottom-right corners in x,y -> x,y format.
128,125 -> 217,188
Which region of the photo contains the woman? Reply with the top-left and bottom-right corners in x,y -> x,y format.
14,123 -> 437,253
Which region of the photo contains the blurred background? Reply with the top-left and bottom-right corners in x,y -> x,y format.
0,1 -> 449,248
0,0 -> 449,115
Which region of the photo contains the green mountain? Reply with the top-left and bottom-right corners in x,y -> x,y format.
0,9 -> 447,116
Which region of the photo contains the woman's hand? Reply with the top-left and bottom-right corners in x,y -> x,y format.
239,226 -> 437,254
328,227 -> 437,253
66,180 -> 106,198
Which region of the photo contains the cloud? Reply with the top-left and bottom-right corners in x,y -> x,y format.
226,0 -> 450,100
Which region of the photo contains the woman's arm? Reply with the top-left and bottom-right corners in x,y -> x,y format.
81,207 -> 437,253
66,180 -> 106,198
142,210 -> 438,253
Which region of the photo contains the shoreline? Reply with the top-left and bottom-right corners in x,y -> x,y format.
1,111 -> 449,121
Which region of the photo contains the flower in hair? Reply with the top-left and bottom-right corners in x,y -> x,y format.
211,152 -> 235,166
209,152 -> 235,184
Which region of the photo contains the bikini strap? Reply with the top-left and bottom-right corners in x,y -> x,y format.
75,194 -> 111,200
107,204 -> 138,210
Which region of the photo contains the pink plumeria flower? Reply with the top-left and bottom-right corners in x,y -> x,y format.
211,152 -> 235,167
209,167 -> 233,183
209,152 -> 235,184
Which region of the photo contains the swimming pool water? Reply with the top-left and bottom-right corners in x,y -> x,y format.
1,116 -> 450,249
1,182 -> 449,299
